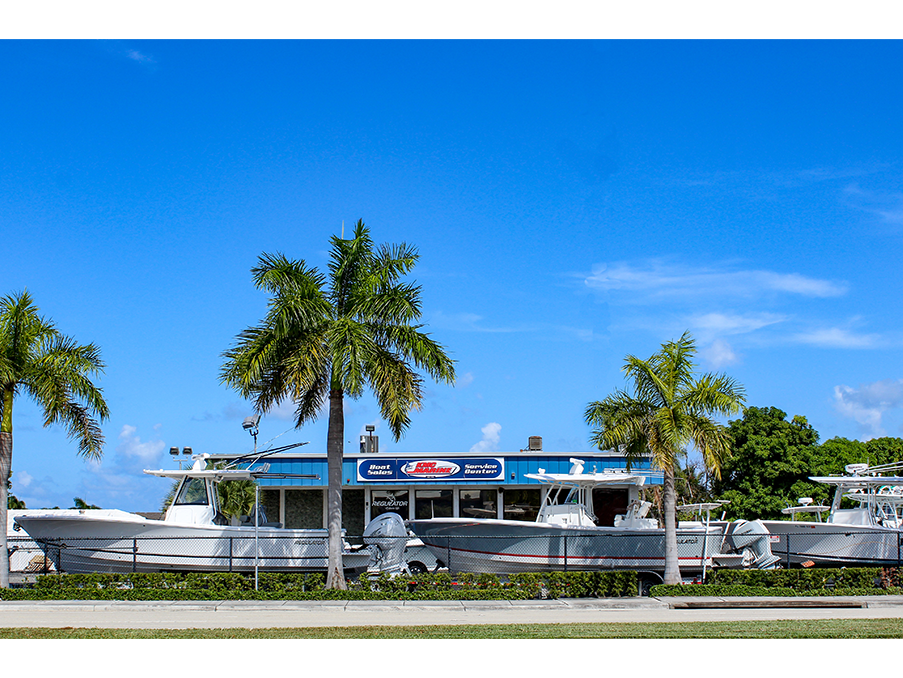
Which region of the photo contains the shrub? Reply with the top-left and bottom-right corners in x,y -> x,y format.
2,570 -> 638,601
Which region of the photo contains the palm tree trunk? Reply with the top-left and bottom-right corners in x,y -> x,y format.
325,389 -> 346,590
0,430 -> 11,589
662,466 -> 681,585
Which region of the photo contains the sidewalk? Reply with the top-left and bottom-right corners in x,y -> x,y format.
3,596 -> 903,628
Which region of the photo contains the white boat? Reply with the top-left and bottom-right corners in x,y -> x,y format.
13,453 -> 371,574
761,462 -> 903,567
407,458 -> 778,581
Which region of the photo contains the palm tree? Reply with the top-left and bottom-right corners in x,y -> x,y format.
217,479 -> 257,521
583,332 -> 744,585
220,221 -> 456,588
0,291 -> 109,587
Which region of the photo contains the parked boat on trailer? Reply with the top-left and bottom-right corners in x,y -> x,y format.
762,462 -> 903,567
406,458 -> 779,581
13,449 -> 371,574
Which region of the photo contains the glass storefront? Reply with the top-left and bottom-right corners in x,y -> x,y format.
502,488 -> 541,522
370,489 -> 410,519
459,489 -> 498,519
414,489 -> 453,519
267,486 -> 554,528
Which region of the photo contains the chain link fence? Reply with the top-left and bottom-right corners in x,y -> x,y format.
6,534 -> 342,574
768,529 -> 903,568
7,530 -> 903,576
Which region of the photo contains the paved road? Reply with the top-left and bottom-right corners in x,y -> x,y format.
3,597 -> 903,629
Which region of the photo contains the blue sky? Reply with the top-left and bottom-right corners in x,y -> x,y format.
4,39 -> 903,513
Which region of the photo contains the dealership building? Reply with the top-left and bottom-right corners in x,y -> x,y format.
209,435 -> 659,537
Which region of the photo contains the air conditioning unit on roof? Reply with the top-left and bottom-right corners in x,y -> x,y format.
527,436 -> 542,451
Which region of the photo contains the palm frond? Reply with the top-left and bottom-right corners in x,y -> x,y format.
0,294 -> 108,458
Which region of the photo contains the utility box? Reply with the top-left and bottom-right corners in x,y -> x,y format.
527,436 -> 542,451
360,435 -> 379,454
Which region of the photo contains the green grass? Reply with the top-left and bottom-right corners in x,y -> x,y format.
2,619 -> 903,638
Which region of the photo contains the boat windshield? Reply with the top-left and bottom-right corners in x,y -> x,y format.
175,477 -> 209,506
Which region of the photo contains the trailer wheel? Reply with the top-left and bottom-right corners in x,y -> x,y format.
407,561 -> 427,575
637,573 -> 663,597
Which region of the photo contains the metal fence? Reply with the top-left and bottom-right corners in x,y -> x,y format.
768,529 -> 903,568
5,534 -> 340,575
7,530 -> 903,576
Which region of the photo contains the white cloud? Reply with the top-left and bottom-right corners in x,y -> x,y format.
687,312 -> 787,340
13,470 -> 33,489
470,422 -> 501,453
117,424 -> 166,462
700,339 -> 739,368
126,50 -> 156,64
428,311 -> 520,333
843,183 -> 903,227
585,261 -> 847,301
456,372 -> 474,388
833,379 -> 903,439
793,327 -> 883,349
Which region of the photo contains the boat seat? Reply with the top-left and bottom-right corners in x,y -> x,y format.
239,504 -> 282,528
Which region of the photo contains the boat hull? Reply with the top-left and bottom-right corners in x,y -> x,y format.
14,514 -> 371,574
761,520 -> 903,567
407,518 -> 729,574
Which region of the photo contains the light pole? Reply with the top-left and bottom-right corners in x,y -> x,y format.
242,414 -> 262,589
242,415 -> 260,454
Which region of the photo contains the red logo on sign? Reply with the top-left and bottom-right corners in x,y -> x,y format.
400,460 -> 461,478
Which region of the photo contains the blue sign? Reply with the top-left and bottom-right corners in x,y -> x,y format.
357,457 -> 504,482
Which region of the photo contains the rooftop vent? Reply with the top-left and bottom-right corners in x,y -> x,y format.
527,436 -> 542,451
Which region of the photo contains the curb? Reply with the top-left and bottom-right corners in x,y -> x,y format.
4,595 -> 903,612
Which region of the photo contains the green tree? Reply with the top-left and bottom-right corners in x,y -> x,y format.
584,332 -> 745,585
712,406 -> 821,519
0,291 -> 109,587
217,480 -> 257,521
220,221 -> 456,588
814,436 -> 903,476
71,497 -> 100,510
7,474 -> 25,510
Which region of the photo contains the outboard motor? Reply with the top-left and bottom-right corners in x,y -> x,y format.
726,519 -> 781,569
362,512 -> 409,574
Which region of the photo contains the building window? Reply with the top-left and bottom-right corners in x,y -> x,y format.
343,489 -> 365,541
503,488 -> 541,522
415,489 -> 453,519
371,489 -> 410,519
284,489 -> 323,528
459,489 -> 497,518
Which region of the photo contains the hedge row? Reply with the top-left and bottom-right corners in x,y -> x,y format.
706,566 -> 887,590
652,567 -> 901,597
5,568 -> 900,601
0,570 -> 638,601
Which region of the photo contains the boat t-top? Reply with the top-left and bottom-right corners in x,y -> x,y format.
761,462 -> 903,566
